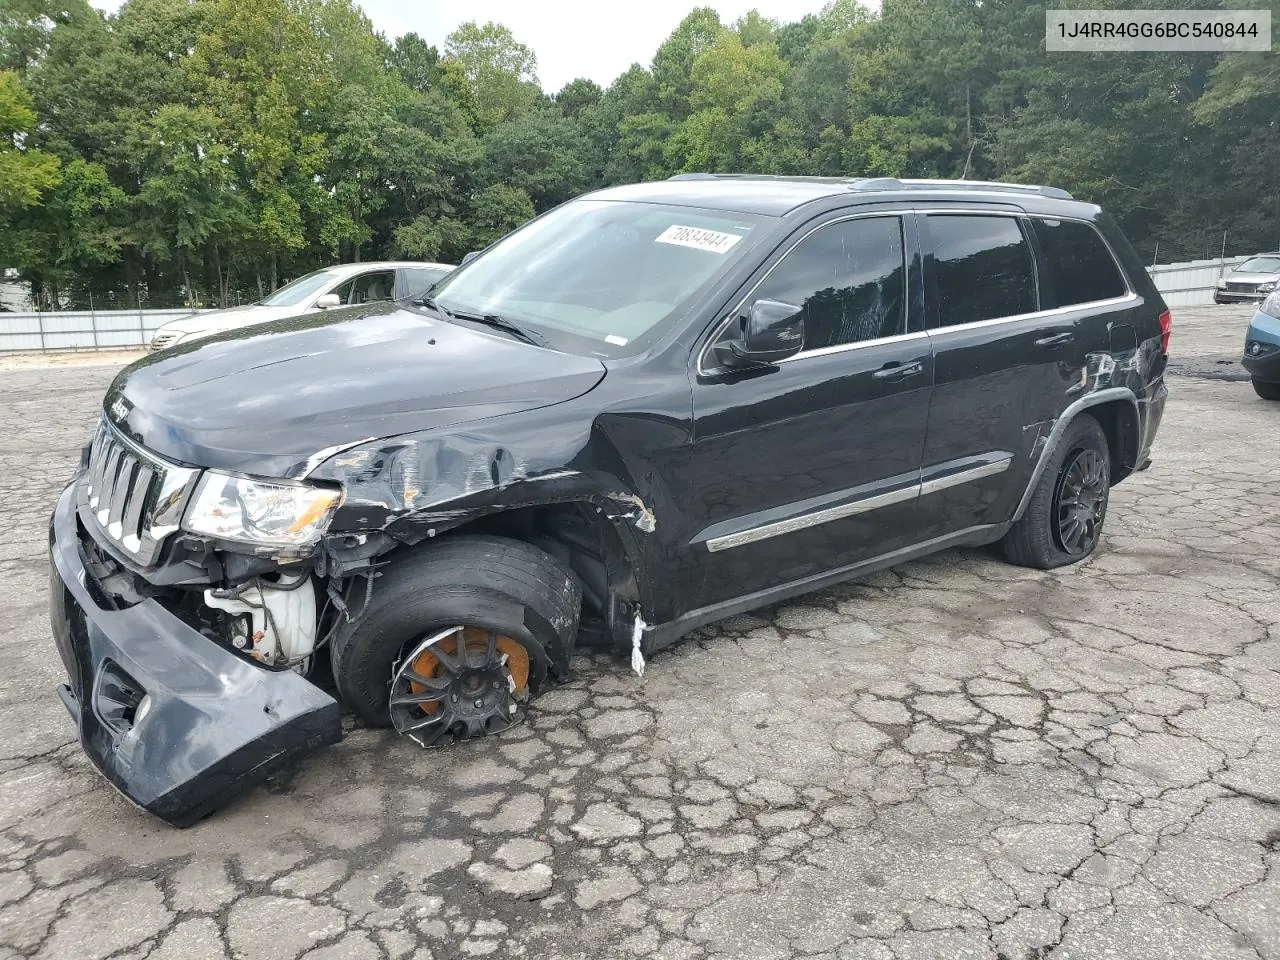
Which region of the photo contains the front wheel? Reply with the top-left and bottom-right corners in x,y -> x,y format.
330,535 -> 581,745
1252,378 -> 1280,401
1001,414 -> 1111,570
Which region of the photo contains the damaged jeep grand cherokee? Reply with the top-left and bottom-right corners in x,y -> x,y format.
49,175 -> 1169,826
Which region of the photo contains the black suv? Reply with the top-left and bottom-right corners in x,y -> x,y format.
48,175 -> 1169,825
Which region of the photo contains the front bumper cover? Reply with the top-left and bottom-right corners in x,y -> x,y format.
48,482 -> 342,827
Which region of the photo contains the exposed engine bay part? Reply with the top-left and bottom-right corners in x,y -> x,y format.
204,574 -> 317,666
389,625 -> 533,746
329,535 -> 582,732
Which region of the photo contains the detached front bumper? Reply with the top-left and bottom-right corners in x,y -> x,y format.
48,482 -> 342,827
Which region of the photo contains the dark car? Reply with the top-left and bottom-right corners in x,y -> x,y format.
48,175 -> 1169,825
1214,255 -> 1280,304
1242,292 -> 1280,399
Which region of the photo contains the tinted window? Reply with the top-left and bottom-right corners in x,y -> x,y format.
752,217 -> 905,351
1031,218 -> 1126,306
929,215 -> 1036,327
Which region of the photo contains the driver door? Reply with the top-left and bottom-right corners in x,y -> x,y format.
683,212 -> 934,610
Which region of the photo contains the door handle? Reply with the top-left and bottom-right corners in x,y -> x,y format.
1035,332 -> 1075,348
872,360 -> 924,382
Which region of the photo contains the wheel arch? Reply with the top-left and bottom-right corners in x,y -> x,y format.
1011,387 -> 1139,523
376,498 -> 650,645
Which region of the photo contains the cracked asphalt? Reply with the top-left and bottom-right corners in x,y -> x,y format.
1,304 -> 1277,960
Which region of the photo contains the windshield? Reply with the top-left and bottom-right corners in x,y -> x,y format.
259,269 -> 344,306
1237,257 -> 1280,274
431,199 -> 767,353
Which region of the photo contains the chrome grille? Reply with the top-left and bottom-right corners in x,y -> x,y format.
79,421 -> 199,565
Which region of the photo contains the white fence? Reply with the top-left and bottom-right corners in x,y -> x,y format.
1147,256 -> 1248,308
0,308 -> 208,353
0,255 -> 1258,353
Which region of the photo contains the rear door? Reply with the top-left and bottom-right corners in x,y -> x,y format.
685,211 -> 933,610
915,209 -> 1106,538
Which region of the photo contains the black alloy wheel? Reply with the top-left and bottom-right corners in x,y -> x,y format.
1053,447 -> 1108,556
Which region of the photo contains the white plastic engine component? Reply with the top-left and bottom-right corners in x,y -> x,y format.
204,575 -> 317,665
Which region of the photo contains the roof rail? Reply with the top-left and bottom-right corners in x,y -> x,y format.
887,178 -> 1074,200
665,172 -> 1074,200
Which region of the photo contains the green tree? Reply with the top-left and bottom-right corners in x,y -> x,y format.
443,21 -> 539,131
554,78 -> 602,118
391,32 -> 441,95
481,107 -> 589,211
651,7 -> 723,119
0,71 -> 60,214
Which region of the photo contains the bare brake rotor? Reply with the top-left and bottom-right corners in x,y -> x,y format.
388,625 -> 532,747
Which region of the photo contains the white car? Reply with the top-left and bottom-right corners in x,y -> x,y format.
149,261 -> 454,351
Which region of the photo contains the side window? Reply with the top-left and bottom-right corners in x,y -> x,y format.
751,216 -> 906,351
928,215 -> 1036,327
1030,218 -> 1127,306
347,270 -> 396,304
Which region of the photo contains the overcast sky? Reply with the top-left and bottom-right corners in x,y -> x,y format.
88,0 -> 840,92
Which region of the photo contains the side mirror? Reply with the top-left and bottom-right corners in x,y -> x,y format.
460,250 -> 481,266
714,299 -> 805,369
314,293 -> 342,310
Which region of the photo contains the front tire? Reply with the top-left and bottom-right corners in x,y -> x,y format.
1252,378 -> 1280,401
330,535 -> 582,738
1001,414 -> 1111,570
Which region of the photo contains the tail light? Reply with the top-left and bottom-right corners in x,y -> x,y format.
1158,309 -> 1172,354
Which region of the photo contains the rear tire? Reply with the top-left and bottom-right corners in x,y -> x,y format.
1001,414 -> 1110,570
1252,379 -> 1280,401
330,535 -> 581,729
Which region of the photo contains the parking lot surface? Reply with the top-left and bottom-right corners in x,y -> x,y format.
1,305 -> 1277,960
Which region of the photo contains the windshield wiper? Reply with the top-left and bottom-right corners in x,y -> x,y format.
449,310 -> 549,348
412,294 -> 450,314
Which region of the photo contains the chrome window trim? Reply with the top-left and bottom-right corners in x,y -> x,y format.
922,293 -> 1140,338
696,209 -> 914,376
704,456 -> 1012,552
776,329 -> 930,363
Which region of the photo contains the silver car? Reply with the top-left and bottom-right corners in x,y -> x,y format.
1214,254 -> 1280,304
149,261 -> 454,351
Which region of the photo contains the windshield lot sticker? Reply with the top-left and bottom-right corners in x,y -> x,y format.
605,335 -> 629,345
655,225 -> 743,253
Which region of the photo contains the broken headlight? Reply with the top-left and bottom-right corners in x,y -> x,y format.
182,473 -> 342,548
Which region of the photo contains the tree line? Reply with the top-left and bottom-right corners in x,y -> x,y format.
1,0 -> 1276,310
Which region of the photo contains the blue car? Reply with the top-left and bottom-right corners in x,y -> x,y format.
1243,293 -> 1280,400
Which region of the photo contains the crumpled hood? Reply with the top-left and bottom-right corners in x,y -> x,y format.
1227,272 -> 1280,285
106,303 -> 607,477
